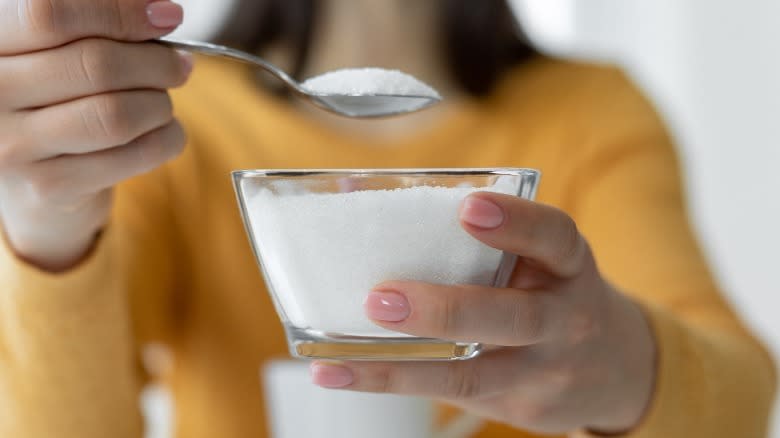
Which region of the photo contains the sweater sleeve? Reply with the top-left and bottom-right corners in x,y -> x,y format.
0,164 -> 179,437
562,71 -> 777,437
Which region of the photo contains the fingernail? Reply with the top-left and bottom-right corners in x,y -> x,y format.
147,1 -> 184,29
310,362 -> 353,388
460,196 -> 504,229
364,291 -> 410,322
177,50 -> 194,76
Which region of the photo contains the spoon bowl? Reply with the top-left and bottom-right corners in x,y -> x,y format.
156,38 -> 441,118
311,94 -> 438,118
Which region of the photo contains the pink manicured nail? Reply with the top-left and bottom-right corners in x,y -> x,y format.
146,1 -> 184,29
364,291 -> 410,322
460,196 -> 504,229
310,363 -> 353,388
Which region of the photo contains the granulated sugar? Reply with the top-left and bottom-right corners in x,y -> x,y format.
302,68 -> 441,99
247,185 -> 511,336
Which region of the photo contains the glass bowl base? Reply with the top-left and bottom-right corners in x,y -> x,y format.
286,327 -> 481,361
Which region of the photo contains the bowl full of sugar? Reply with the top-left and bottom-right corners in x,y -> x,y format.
232,168 -> 541,361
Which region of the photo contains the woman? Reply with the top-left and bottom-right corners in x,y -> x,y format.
0,0 -> 775,437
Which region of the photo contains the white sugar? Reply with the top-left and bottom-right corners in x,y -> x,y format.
246,185 -> 511,335
302,68 -> 441,98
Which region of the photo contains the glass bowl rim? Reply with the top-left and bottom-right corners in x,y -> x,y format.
232,167 -> 541,180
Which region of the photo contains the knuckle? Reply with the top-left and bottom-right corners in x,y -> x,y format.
20,0 -> 60,34
446,362 -> 481,399
376,367 -> 397,394
86,94 -> 132,144
105,1 -> 134,40
107,18 -> 127,42
436,290 -> 461,338
565,309 -> 601,345
542,361 -> 578,397
72,39 -> 116,89
551,214 -> 583,270
509,294 -> 545,343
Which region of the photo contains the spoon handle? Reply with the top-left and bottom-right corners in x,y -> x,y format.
155,37 -> 302,92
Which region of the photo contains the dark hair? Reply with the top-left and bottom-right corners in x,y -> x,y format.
218,0 -> 536,97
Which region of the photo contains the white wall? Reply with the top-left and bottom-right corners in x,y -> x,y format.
514,0 -> 780,435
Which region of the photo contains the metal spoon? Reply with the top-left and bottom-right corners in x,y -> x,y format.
156,38 -> 441,118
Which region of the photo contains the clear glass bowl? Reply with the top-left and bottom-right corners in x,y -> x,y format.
232,168 -> 541,361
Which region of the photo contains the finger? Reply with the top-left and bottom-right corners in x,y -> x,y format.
15,90 -> 174,163
0,39 -> 192,110
22,120 -> 185,202
310,349 -> 527,400
364,281 -> 562,345
313,352 -> 600,436
459,193 -> 589,278
0,0 -> 183,55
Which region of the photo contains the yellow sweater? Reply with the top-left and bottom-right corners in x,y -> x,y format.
0,56 -> 775,438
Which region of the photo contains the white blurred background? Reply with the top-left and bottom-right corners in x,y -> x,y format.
150,1 -> 779,436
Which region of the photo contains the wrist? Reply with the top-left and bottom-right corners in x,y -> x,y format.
0,198 -> 110,273
589,289 -> 658,434
6,228 -> 99,273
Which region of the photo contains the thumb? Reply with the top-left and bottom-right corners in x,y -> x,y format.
0,0 -> 183,55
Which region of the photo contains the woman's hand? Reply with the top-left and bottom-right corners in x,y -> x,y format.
0,0 -> 190,271
311,192 -> 658,435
